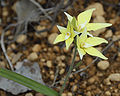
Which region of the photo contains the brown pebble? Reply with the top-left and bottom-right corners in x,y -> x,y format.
67,92 -> 72,96
72,85 -> 77,92
35,93 -> 44,96
16,34 -> 27,44
53,46 -> 60,52
25,93 -> 33,96
105,91 -> 111,96
59,69 -> 65,75
97,60 -> 109,70
46,60 -> 52,68
32,44 -> 41,52
88,77 -> 95,84
61,93 -> 67,96
50,74 -> 54,80
48,33 -> 58,44
27,52 -> 38,61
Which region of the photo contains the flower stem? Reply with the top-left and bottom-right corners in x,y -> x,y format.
59,45 -> 77,95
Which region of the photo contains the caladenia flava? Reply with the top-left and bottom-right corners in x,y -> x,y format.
54,8 -> 112,60
54,8 -> 112,95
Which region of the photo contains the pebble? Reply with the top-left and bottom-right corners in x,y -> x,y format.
53,46 -> 60,52
32,44 -> 41,52
25,93 -> 33,96
105,91 -> 111,96
61,93 -> 67,96
86,3 -> 105,16
92,16 -> 106,36
86,91 -> 92,96
35,32 -> 48,38
67,92 -> 72,96
48,33 -> 58,44
50,74 -> 54,80
36,26 -> 45,31
16,34 -> 27,44
12,53 -> 23,64
108,73 -> 120,81
103,78 -> 111,85
118,84 -> 120,89
97,60 -> 109,70
59,69 -> 65,75
46,60 -> 52,68
112,35 -> 120,41
27,52 -> 38,61
35,93 -> 44,96
88,77 -> 95,84
72,85 -> 77,92
51,25 -> 59,33
0,61 -> 6,67
105,30 -> 113,38
2,7 -> 9,17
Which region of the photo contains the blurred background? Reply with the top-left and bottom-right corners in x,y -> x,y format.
0,0 -> 120,96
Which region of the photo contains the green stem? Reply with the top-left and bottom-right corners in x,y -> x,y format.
59,46 -> 77,95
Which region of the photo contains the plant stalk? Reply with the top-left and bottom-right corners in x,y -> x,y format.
59,45 -> 77,95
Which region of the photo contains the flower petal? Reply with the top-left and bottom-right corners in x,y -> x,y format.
77,8 -> 95,24
64,12 -> 73,22
53,34 -> 65,44
79,28 -> 87,42
85,47 -> 108,59
77,47 -> 86,60
85,37 -> 108,46
65,38 -> 74,50
57,25 -> 67,34
86,23 -> 112,31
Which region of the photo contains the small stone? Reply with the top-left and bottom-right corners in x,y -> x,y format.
35,93 -> 44,96
53,46 -> 60,52
112,35 -> 120,41
105,91 -> 111,96
32,44 -> 41,52
48,33 -> 58,44
73,85 -> 77,92
67,92 -> 72,96
2,7 -> 8,17
103,78 -> 111,85
97,61 -> 109,70
12,53 -> 23,64
61,93 -> 67,96
92,16 -> 106,36
88,77 -> 95,84
27,52 -> 38,61
25,93 -> 33,96
105,30 -> 113,38
16,34 -> 27,44
35,32 -> 48,38
46,60 -> 52,68
86,91 -> 92,96
0,61 -> 6,68
59,69 -> 65,75
51,25 -> 59,33
86,3 -> 105,16
118,84 -> 120,89
36,26 -> 45,31
108,73 -> 120,81
50,74 -> 54,80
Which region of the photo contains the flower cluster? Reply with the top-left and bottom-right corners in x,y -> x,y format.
54,8 -> 112,60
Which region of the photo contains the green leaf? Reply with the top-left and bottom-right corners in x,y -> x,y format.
0,68 -> 58,96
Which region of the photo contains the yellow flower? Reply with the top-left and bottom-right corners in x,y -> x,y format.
54,21 -> 75,50
77,29 -> 108,60
64,8 -> 112,36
